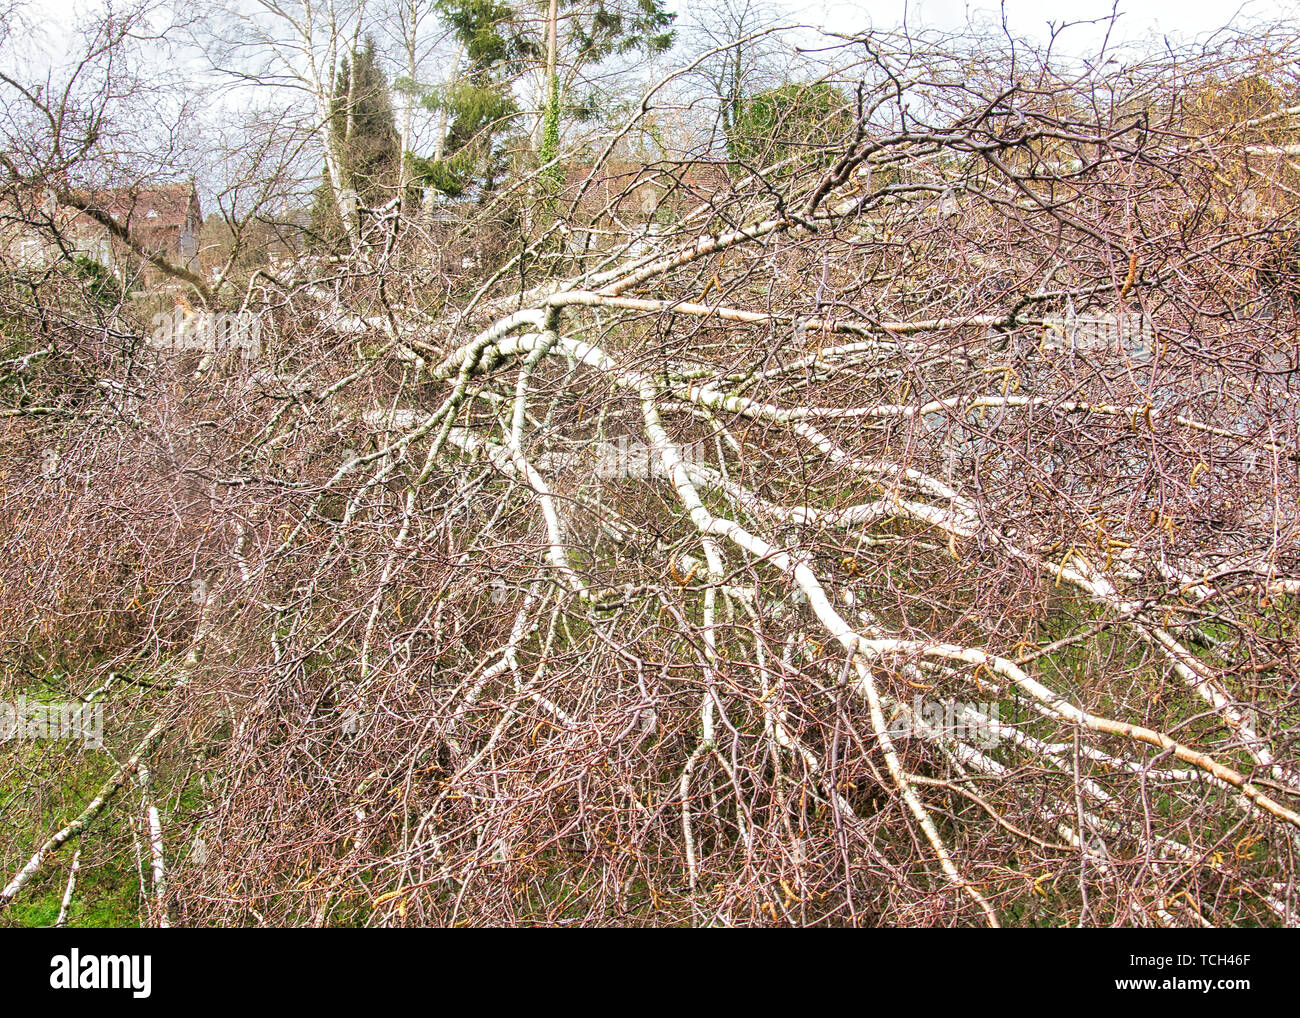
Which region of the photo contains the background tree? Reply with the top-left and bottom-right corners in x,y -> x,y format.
683,0 -> 785,156
727,80 -> 852,169
408,0 -> 537,198
199,0 -> 375,247
535,0 -> 676,190
311,36 -> 402,248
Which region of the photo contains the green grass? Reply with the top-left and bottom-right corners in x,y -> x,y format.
0,744 -> 143,928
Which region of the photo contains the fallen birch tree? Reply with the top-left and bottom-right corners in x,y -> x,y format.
4,20 -> 1300,926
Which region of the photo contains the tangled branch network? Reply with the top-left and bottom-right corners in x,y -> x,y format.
5,29 -> 1300,926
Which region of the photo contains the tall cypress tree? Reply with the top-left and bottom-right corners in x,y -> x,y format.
310,36 -> 401,250
336,38 -> 401,206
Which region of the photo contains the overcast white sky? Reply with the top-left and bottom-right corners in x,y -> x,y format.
8,0 -> 1296,84
804,0 -> 1287,50
15,0 -> 1294,47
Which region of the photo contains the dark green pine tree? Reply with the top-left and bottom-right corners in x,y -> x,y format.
566,0 -> 675,62
409,0 -> 539,199
409,1 -> 675,202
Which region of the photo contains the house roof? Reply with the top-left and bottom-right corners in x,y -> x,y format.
82,183 -> 200,231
